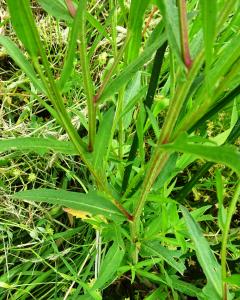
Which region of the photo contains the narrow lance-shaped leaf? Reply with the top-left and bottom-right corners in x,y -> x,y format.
127,0 -> 151,62
93,107 -> 115,170
181,205 -> 222,299
14,189 -> 126,222
37,0 -> 73,22
155,0 -> 183,67
0,36 -> 45,94
200,0 -> 217,68
141,241 -> 186,275
0,138 -> 77,156
93,241 -> 125,289
160,133 -> 240,176
121,42 -> 167,193
99,34 -> 166,103
176,118 -> 240,201
6,0 -> 41,58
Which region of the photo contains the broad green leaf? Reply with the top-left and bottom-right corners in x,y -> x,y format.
127,0 -> 151,62
37,0 -> 73,22
6,0 -> 40,58
181,205 -> 222,299
224,274 -> 240,287
99,33 -> 166,102
0,138 -> 77,156
141,241 -> 186,275
200,0 -> 217,68
0,36 -> 45,94
14,189 -> 125,222
160,133 -> 240,176
93,241 -> 125,289
93,107 -> 115,170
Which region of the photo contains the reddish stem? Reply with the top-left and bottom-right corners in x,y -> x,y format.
178,0 -> 192,70
65,0 -> 76,17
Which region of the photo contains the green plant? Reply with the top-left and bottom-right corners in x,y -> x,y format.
1,0 -> 240,299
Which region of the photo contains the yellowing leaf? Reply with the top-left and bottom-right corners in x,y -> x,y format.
63,207 -> 91,220
63,207 -> 108,224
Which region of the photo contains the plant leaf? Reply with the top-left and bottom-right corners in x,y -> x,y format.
0,137 -> 77,156
6,0 -> 40,58
37,0 -> 73,22
14,189 -> 125,222
200,0 -> 217,68
141,241 -> 186,275
94,241 -> 125,289
93,107 -> 115,170
99,33 -> 166,103
127,0 -> 151,62
180,205 -> 222,299
0,36 -> 45,93
160,133 -> 240,176
224,274 -> 240,287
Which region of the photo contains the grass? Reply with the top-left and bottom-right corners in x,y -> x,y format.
0,0 -> 240,299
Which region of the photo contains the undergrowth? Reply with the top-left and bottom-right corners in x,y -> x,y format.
0,0 -> 240,299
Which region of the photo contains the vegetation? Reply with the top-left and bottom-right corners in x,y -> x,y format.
0,0 -> 240,299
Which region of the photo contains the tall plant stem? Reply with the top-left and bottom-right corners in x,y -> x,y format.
131,152 -> 169,241
78,0 -> 96,151
130,51 -> 203,260
33,61 -> 102,188
177,0 -> 192,70
121,42 -> 167,194
158,51 -> 203,145
221,181 -> 240,300
130,0 -> 238,241
33,37 -> 133,221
